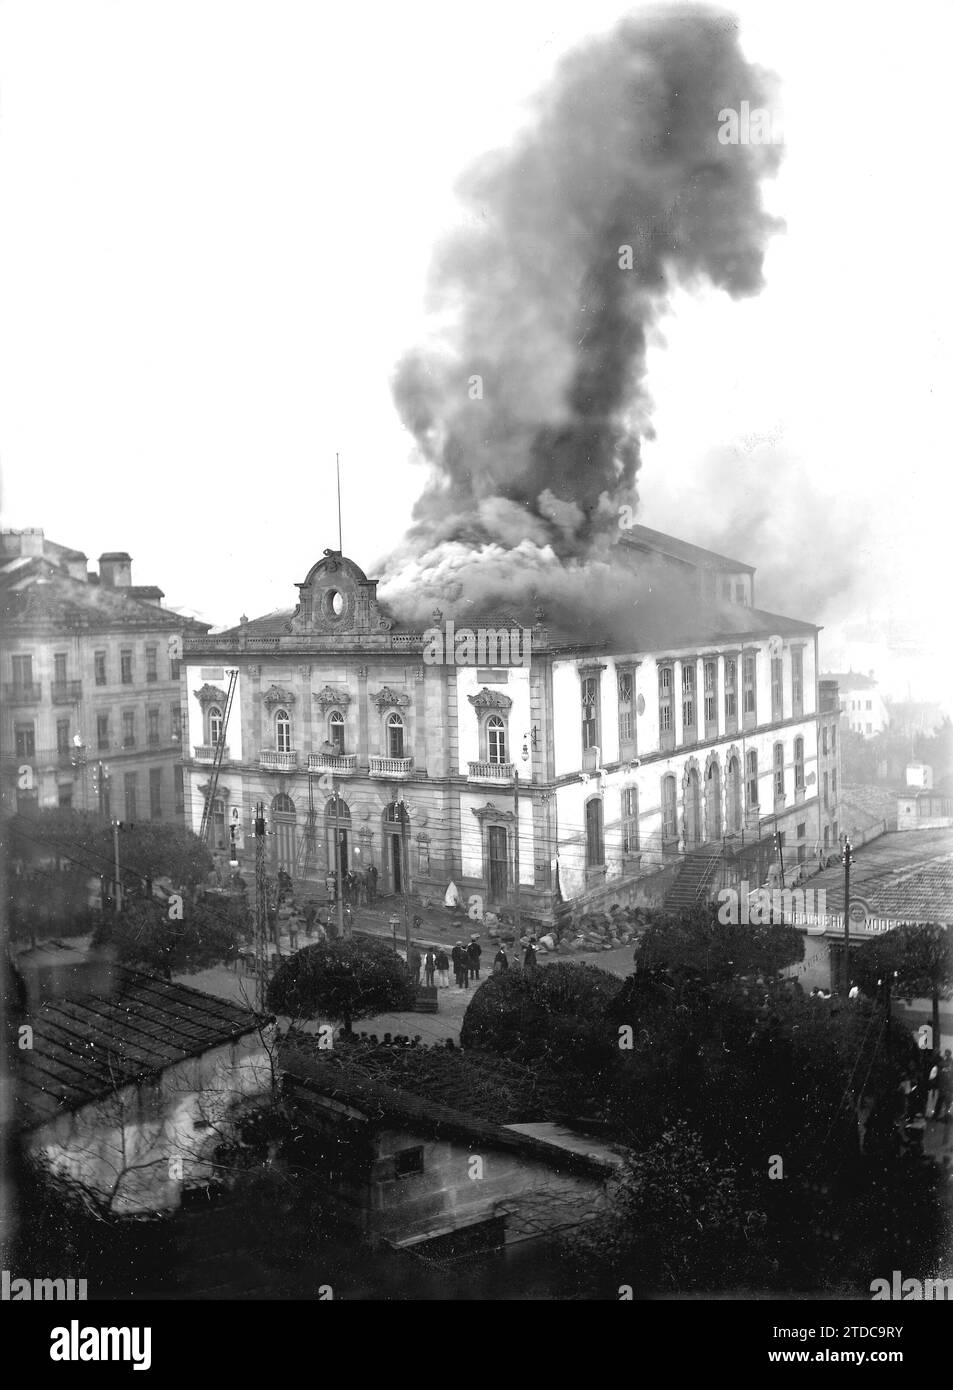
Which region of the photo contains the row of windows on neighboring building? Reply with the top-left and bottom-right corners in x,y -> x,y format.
10,648 -> 181,690
44,765 -> 184,818
581,650 -> 806,757
12,705 -> 182,758
581,746 -> 819,867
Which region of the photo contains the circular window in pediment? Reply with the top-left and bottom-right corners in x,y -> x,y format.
320,587 -> 349,621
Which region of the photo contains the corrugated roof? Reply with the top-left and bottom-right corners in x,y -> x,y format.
15,967 -> 262,1131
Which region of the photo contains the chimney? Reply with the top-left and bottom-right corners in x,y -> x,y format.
99,552 -> 132,587
1,527 -> 45,559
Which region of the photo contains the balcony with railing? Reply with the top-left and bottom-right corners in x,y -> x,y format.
467,760 -> 515,783
260,749 -> 298,772
307,752 -> 357,776
4,682 -> 41,704
194,744 -> 230,765
52,680 -> 83,704
369,755 -> 413,778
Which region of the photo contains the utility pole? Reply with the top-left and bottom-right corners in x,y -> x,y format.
841,836 -> 855,994
513,769 -> 521,938
254,803 -> 268,1011
113,820 -> 122,917
331,782 -> 345,939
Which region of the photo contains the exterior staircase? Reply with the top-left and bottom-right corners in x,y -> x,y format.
663,843 -> 724,914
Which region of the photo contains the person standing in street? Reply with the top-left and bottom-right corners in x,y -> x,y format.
467,938 -> 482,981
408,946 -> 422,986
424,949 -> 436,987
523,938 -> 538,971
493,945 -> 509,974
435,948 -> 450,988
451,942 -> 466,989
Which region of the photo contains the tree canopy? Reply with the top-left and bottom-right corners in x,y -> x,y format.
634,903 -> 804,982
92,896 -> 239,979
853,922 -> 953,1042
267,938 -> 416,1031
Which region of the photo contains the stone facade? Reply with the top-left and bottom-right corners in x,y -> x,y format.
182,537 -> 828,925
0,529 -> 209,821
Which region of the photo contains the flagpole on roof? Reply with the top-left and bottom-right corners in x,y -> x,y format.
336,452 -> 343,554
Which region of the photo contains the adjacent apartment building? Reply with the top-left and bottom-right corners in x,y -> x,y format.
181,530 -> 832,924
823,669 -> 889,739
0,529 -> 209,821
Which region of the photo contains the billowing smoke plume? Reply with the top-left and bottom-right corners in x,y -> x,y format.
381,4 -> 782,627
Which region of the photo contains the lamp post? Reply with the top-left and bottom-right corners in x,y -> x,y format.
841,835 -> 855,994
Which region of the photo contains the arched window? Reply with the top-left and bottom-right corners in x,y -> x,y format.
774,741 -> 785,801
329,710 -> 345,754
387,712 -> 404,759
794,736 -> 805,790
212,797 -> 226,849
487,715 -> 506,764
585,798 -> 605,867
275,708 -> 291,753
272,793 -> 296,873
661,774 -> 677,842
208,705 -> 223,746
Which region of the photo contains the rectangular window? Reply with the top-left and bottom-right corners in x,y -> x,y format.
621,787 -> 639,853
771,656 -> 783,722
658,665 -> 674,747
823,771 -> 829,810
831,770 -> 837,801
97,713 -> 110,750
681,663 -> 696,742
122,710 -> 136,748
15,723 -> 35,758
124,772 -> 137,822
865,723 -> 872,735
743,653 -> 757,724
794,736 -> 804,790
617,670 -> 634,748
394,1147 -> 424,1178
831,725 -> 837,754
797,822 -> 806,839
724,658 -> 737,728
56,719 -> 71,754
703,659 -> 717,732
792,649 -> 803,717
171,703 -> 182,743
581,675 -> 600,752
746,749 -> 759,810
170,658 -> 181,681
146,646 -> 158,682
735,582 -> 746,605
866,700 -> 872,710
149,767 -> 162,819
58,785 -> 73,809
722,580 -> 732,601
174,765 -> 184,814
120,648 -> 133,684
821,725 -> 828,755
94,650 -> 107,685
147,707 -> 160,748
774,742 -> 785,801
54,652 -> 68,684
11,654 -> 33,687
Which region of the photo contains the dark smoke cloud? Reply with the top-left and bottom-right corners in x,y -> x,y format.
381,4 -> 782,624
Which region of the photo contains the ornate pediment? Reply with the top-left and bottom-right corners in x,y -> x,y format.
372,686 -> 411,712
468,687 -> 513,712
313,685 -> 352,707
288,550 -> 395,636
263,684 -> 296,709
471,803 -> 515,824
194,683 -> 227,709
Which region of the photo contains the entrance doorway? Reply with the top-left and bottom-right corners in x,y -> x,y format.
684,768 -> 702,847
706,760 -> 722,841
383,802 -> 408,895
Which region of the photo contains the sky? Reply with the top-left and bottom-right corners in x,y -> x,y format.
1,0 -> 950,704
